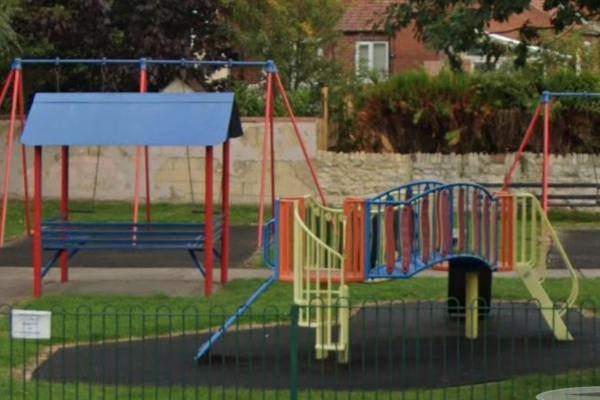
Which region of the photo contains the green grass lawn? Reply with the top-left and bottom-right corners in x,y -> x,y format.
1,200 -> 599,399
4,199 -> 270,242
1,278 -> 600,399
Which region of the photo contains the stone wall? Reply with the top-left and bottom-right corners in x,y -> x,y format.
2,116 -> 599,206
315,152 -> 600,205
0,118 -> 320,204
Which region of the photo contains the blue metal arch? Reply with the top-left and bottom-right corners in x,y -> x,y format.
370,180 -> 445,202
365,182 -> 501,281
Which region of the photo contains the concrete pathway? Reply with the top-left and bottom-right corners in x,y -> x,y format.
1,266 -> 593,306
0,267 -> 273,305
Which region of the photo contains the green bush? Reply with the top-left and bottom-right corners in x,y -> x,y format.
352,68 -> 600,154
233,82 -> 320,118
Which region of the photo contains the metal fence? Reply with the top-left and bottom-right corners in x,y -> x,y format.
1,300 -> 600,399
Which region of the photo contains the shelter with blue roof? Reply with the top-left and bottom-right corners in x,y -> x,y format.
21,92 -> 243,297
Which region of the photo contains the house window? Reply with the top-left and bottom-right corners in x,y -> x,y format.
356,41 -> 389,79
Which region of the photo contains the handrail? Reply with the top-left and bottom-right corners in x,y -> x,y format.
516,193 -> 579,312
370,180 -> 445,202
293,205 -> 344,264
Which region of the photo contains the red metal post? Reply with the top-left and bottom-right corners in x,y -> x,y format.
144,146 -> 151,222
0,70 -> 15,247
258,73 -> 273,247
502,103 -> 543,191
0,69 -> 20,248
60,146 -> 69,282
140,67 -> 151,222
33,146 -> 42,297
273,73 -> 328,206
221,140 -> 230,286
133,146 -> 142,235
205,146 -> 214,296
17,71 -> 31,235
543,102 -> 551,214
0,70 -> 14,105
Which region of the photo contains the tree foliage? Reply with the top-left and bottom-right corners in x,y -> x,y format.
381,0 -> 600,72
0,0 -> 20,62
10,0 -> 234,92
227,0 -> 345,90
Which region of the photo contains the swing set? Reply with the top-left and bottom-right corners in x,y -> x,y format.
503,91 -> 600,211
2,57 -> 327,297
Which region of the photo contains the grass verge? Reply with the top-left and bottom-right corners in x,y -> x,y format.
0,278 -> 599,399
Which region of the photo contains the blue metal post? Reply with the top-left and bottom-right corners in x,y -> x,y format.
194,275 -> 277,361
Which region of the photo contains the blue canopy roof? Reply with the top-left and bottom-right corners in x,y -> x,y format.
21,92 -> 243,147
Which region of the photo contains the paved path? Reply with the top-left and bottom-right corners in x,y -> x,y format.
2,228 -> 598,305
0,267 -> 273,305
1,266 -> 592,306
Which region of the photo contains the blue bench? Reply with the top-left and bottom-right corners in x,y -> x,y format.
40,218 -> 224,279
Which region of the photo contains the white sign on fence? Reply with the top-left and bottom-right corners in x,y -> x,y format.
11,310 -> 51,340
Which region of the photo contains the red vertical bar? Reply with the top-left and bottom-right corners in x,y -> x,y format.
258,73 -> 273,247
385,206 -> 396,274
274,73 -> 327,206
0,69 -> 20,248
221,140 -> 230,286
502,104 -> 542,191
60,146 -> 69,282
144,146 -> 151,222
140,67 -> 151,222
543,103 -> 551,214
133,146 -> 142,233
33,146 -> 42,297
205,146 -> 214,296
17,70 -> 31,235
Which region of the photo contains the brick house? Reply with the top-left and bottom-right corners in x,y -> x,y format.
336,0 -> 599,77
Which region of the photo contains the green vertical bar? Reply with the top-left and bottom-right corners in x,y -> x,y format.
290,305 -> 300,400
9,307 -> 13,400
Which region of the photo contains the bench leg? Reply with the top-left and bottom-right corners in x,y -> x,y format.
188,250 -> 206,278
42,250 -> 65,278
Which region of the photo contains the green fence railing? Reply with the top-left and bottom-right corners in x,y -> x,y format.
1,300 -> 600,400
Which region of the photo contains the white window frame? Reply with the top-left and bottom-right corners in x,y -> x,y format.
355,41 -> 390,78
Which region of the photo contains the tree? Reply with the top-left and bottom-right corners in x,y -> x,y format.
0,0 -> 20,62
227,0 -> 345,90
380,0 -> 600,72
10,0 -> 234,92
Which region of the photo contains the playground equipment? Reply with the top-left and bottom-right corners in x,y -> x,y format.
195,181 -> 579,362
0,58 -> 327,249
503,91 -> 600,213
21,92 -> 242,298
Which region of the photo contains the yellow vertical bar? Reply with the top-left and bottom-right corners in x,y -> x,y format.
465,271 -> 479,339
338,284 -> 350,364
520,196 -> 526,264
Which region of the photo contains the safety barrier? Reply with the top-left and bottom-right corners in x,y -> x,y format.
512,193 -> 579,314
290,199 -> 350,362
366,183 -> 501,279
278,196 -> 365,283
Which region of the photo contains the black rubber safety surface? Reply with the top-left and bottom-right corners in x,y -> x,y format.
548,229 -> 600,270
32,304 -> 600,391
0,226 -> 258,269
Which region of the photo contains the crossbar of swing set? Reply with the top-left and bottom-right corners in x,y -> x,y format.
11,58 -> 277,71
540,91 -> 600,101
3,56 -> 328,256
